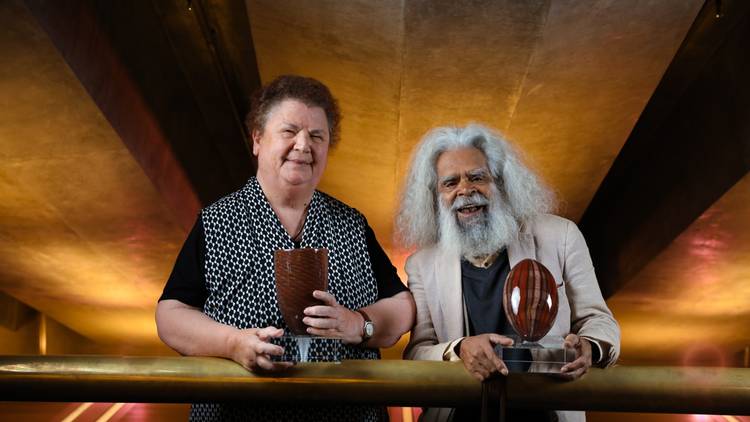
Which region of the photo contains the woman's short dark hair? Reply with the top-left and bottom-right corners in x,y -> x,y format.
245,75 -> 341,146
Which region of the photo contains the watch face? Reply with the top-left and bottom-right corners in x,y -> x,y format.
364,321 -> 375,338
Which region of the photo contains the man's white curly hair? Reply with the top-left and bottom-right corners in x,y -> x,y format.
396,124 -> 556,249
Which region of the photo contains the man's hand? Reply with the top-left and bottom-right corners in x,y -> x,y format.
559,333 -> 592,380
228,326 -> 292,372
459,334 -> 514,381
303,290 -> 362,344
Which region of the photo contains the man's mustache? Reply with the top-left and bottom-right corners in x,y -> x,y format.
451,193 -> 489,212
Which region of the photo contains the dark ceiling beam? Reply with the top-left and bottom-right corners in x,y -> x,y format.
579,0 -> 750,298
23,0 -> 201,231
149,0 -> 260,181
23,0 -> 259,230
199,0 -> 263,126
0,291 -> 37,331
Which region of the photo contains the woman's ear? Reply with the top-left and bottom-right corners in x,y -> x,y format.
251,129 -> 262,156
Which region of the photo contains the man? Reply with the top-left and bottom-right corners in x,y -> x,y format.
398,124 -> 620,422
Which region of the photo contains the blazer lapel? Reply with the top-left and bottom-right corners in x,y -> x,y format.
507,226 -> 537,267
434,247 -> 464,340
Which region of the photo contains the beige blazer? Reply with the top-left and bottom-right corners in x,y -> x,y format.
403,214 -> 620,422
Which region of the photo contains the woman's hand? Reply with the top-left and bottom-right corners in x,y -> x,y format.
228,326 -> 292,372
303,290 -> 362,344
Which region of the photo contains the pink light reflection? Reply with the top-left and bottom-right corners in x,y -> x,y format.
690,415 -> 726,422
687,233 -> 728,262
682,343 -> 727,368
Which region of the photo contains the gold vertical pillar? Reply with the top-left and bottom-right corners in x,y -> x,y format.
38,314 -> 46,355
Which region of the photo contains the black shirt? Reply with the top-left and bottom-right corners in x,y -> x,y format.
460,251 -> 514,336
159,216 -> 407,308
457,251 -> 552,422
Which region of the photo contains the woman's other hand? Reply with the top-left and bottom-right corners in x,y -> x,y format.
303,290 -> 363,344
228,326 -> 292,372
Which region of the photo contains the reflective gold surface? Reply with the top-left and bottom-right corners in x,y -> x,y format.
246,0 -> 404,247
1,356 -> 750,414
397,1 -> 704,221
610,173 -> 750,365
0,1 -> 182,351
247,0 -> 703,234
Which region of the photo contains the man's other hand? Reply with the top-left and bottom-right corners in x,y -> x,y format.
559,333 -> 592,380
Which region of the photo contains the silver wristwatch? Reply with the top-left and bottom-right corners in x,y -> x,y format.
356,309 -> 374,341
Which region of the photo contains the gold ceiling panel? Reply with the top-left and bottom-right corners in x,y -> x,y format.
396,0 -> 550,177
504,1 -> 704,220
247,0 -> 703,276
248,0 -> 703,235
246,0 -> 404,247
397,0 -> 704,221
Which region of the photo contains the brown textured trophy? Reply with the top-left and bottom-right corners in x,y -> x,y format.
272,248 -> 341,363
497,258 -> 573,373
274,248 -> 329,335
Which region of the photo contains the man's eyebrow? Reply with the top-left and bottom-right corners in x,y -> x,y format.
281,122 -> 300,130
467,168 -> 489,177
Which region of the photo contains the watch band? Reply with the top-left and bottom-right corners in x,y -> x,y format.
355,309 -> 373,341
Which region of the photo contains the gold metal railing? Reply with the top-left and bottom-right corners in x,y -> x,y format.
0,356 -> 749,415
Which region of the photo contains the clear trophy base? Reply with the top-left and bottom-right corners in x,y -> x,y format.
494,335 -> 575,374
269,335 -> 342,363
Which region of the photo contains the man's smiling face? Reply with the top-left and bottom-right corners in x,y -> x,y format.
435,147 -> 494,226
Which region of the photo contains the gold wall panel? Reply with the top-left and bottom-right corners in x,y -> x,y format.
504,0 -> 704,220
0,0 -> 183,351
609,173 -> 750,365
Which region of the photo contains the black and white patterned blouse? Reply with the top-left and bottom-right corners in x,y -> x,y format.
161,177 -> 406,421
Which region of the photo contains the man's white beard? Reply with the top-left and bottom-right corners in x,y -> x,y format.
437,187 -> 519,259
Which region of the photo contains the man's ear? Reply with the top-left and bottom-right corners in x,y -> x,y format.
251,129 -> 261,156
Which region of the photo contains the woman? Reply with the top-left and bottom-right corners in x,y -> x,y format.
156,75 -> 415,421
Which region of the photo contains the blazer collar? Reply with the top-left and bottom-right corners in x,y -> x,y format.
507,228 -> 537,266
